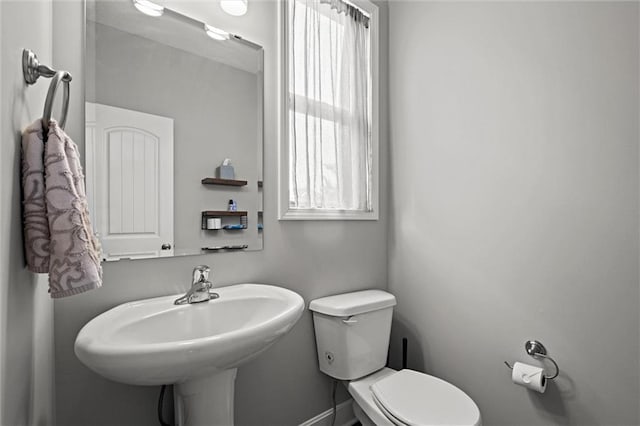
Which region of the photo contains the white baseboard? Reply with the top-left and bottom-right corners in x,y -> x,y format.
299,398 -> 358,426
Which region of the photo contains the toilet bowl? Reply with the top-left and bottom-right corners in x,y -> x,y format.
309,290 -> 481,426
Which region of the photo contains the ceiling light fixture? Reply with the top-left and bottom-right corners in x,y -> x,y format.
220,0 -> 248,17
204,24 -> 230,41
132,0 -> 164,17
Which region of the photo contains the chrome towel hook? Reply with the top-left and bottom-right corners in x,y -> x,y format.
22,48 -> 72,85
22,48 -> 72,131
504,340 -> 560,380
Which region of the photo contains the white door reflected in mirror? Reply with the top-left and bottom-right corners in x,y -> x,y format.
86,102 -> 174,260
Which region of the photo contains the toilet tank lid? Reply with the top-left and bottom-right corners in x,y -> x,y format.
309,290 -> 396,317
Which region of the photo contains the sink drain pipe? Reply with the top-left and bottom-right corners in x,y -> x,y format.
158,385 -> 173,426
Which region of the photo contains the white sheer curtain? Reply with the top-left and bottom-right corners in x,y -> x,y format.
288,0 -> 372,211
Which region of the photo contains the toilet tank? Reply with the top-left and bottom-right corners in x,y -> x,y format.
309,290 -> 396,380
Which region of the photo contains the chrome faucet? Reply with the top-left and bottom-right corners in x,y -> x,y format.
174,265 -> 220,305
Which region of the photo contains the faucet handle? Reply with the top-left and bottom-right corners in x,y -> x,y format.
192,265 -> 211,284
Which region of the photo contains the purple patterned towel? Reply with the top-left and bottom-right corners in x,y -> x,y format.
22,120 -> 50,273
21,119 -> 102,298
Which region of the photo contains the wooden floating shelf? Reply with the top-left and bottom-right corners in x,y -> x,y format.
202,210 -> 248,217
201,177 -> 248,187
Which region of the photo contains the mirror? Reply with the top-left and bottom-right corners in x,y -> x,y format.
85,0 -> 264,261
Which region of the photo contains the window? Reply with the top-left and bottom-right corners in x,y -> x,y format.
279,0 -> 379,220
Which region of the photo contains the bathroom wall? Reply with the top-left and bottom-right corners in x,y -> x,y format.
0,1 -> 55,425
388,2 -> 639,425
53,1 -> 388,425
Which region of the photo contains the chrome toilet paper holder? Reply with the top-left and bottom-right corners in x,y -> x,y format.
504,340 -> 560,380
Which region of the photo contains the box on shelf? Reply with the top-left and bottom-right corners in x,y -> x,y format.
216,165 -> 235,180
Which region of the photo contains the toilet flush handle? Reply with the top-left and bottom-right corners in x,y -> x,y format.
342,317 -> 358,325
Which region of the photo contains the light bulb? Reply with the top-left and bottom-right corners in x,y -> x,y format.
204,24 -> 229,41
132,0 -> 164,17
220,0 -> 248,16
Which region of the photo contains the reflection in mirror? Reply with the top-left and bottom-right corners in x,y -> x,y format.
85,0 -> 264,261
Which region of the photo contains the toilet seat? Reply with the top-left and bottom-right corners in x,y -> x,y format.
371,393 -> 407,426
369,369 -> 481,426
349,368 -> 397,425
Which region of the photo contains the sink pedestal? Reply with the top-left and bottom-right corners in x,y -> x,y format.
174,369 -> 238,426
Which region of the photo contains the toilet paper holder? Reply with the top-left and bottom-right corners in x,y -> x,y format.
504,340 -> 560,380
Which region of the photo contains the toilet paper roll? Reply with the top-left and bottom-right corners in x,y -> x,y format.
206,218 -> 222,230
511,362 -> 547,393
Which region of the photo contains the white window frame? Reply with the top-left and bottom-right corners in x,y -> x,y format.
277,0 -> 379,220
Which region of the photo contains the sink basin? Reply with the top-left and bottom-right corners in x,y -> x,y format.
75,283 -> 304,386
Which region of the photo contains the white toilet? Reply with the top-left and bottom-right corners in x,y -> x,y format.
310,290 -> 481,426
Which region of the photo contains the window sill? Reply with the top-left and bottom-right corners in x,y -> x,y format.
279,208 -> 378,221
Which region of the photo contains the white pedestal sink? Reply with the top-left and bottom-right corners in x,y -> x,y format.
74,284 -> 304,426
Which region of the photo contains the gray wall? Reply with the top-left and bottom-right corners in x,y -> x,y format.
53,1 -> 388,425
86,21 -> 261,251
0,1 -> 55,425
388,2 -> 639,425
